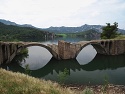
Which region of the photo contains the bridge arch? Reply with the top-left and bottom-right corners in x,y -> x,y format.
17,43 -> 59,59
76,42 -> 107,58
75,42 -> 91,57
91,42 -> 107,55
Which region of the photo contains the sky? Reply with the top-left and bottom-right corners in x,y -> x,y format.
0,0 -> 125,29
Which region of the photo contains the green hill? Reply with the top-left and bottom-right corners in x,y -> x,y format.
0,22 -> 54,41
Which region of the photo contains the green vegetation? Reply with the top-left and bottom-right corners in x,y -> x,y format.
82,88 -> 93,94
102,75 -> 109,94
24,64 -> 31,75
56,34 -> 67,37
101,22 -> 119,39
18,48 -> 28,55
58,68 -> 69,84
0,22 -> 53,41
56,29 -> 100,40
12,48 -> 29,66
114,35 -> 125,39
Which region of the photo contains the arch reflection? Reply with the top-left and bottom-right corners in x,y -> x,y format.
2,54 -> 125,77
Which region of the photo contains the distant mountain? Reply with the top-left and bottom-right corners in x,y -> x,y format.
45,24 -> 125,34
0,19 -> 35,28
1,19 -> 125,34
118,29 -> 125,34
0,19 -> 17,25
45,24 -> 102,33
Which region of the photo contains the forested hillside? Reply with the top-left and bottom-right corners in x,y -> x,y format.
0,22 -> 54,41
76,29 -> 100,39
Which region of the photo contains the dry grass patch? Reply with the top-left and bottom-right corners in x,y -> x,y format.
0,68 -> 75,94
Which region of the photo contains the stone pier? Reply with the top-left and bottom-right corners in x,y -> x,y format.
58,40 -> 81,59
0,42 -> 23,65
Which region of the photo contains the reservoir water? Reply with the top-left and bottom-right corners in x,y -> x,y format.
1,37 -> 125,85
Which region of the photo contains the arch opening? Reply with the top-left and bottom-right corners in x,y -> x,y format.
17,46 -> 52,70
76,45 -> 97,65
76,42 -> 108,65
17,43 -> 59,59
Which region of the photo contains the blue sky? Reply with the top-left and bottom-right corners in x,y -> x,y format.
0,0 -> 125,29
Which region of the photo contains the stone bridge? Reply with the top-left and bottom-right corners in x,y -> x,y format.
0,39 -> 125,65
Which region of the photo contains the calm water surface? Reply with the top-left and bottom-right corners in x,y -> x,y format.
1,37 -> 125,85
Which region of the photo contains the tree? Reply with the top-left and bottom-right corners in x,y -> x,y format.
101,22 -> 118,39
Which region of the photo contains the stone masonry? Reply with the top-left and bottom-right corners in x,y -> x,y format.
0,39 -> 125,65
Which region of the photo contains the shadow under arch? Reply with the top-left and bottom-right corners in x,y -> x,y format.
18,43 -> 59,59
91,43 -> 107,55
76,42 -> 107,57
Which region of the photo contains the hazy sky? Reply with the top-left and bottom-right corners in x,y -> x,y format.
0,0 -> 125,29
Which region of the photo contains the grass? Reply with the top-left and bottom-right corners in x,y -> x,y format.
114,35 -> 125,39
0,68 -> 76,94
82,88 -> 93,94
100,35 -> 125,40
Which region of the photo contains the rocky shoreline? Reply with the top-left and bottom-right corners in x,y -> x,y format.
63,84 -> 125,94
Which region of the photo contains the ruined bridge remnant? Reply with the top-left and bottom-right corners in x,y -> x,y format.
0,42 -> 24,65
57,40 -> 125,59
0,39 -> 125,65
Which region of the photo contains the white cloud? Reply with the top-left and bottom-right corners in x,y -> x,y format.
0,0 -> 125,28
91,11 -> 100,17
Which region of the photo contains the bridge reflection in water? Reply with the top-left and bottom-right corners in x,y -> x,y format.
1,52 -> 125,85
